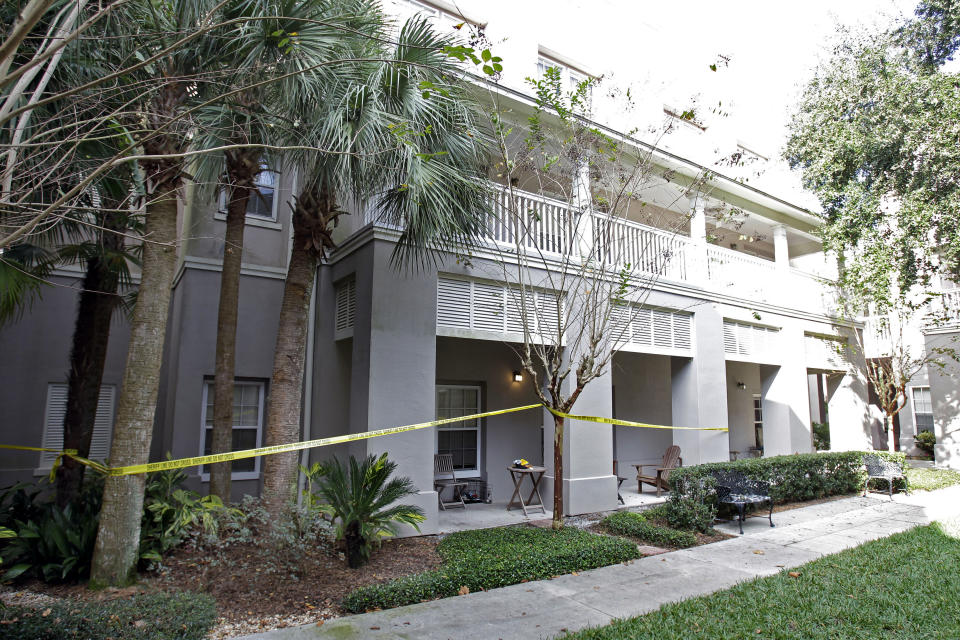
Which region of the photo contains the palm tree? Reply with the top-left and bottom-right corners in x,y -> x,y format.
90,0 -> 221,586
192,0 -> 383,502
259,12 -> 491,515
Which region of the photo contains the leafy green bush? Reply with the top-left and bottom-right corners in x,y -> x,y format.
663,474 -> 718,533
343,525 -> 639,612
914,430 -> 936,454
668,451 -> 907,506
0,591 -> 216,640
139,466 -> 236,565
812,421 -> 831,450
0,478 -> 102,582
312,453 -> 424,568
1,464 -> 231,582
195,495 -> 333,577
601,511 -> 697,547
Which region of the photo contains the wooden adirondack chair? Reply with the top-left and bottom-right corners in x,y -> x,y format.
634,445 -> 682,497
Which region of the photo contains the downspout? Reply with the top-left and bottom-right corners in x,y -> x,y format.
297,271 -> 317,505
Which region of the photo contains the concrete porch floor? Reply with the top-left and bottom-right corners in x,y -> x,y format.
437,487 -> 667,534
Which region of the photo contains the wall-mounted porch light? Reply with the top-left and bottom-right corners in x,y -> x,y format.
736,381 -> 747,390
513,370 -> 524,383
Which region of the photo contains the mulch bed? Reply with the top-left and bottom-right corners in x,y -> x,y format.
2,536 -> 441,639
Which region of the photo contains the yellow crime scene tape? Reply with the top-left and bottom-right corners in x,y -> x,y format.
1,403 -> 726,477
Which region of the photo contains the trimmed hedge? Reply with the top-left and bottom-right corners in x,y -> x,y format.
668,451 -> 908,504
600,511 -> 697,548
343,525 -> 639,612
0,592 -> 216,640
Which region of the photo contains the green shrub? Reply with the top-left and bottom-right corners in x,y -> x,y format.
312,453 -> 424,568
668,451 -> 907,506
0,478 -> 102,582
915,430 -> 936,454
812,421 -> 831,450
0,591 -> 216,640
663,474 -> 718,533
343,525 -> 639,612
601,511 -> 697,547
1,464 -> 230,582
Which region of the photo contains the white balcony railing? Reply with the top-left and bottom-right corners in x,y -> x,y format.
477,186 -> 836,314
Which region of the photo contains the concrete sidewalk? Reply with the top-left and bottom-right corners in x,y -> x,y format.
240,486 -> 960,640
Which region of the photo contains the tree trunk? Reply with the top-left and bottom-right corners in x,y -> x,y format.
89,179 -> 179,587
209,152 -> 256,503
885,414 -> 896,453
552,413 -> 564,530
260,228 -> 316,516
55,216 -> 123,508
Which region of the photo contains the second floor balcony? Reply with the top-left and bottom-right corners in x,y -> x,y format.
481,186 -> 838,316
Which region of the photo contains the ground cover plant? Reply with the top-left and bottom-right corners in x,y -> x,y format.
906,467 -> 960,492
564,519 -> 960,639
343,525 -> 640,612
600,509 -> 697,548
0,591 -> 216,640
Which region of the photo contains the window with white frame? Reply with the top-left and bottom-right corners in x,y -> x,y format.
436,385 -> 481,474
218,165 -> 278,221
200,380 -> 265,479
537,55 -> 592,97
753,395 -> 764,451
39,383 -> 115,469
912,386 -> 934,433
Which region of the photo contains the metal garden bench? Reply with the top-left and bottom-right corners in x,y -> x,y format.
863,455 -> 909,500
713,470 -> 775,535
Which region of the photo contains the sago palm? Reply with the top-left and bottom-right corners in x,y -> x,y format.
315,453 -> 424,568
260,11 -> 492,514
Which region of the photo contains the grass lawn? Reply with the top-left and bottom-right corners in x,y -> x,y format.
343,525 -> 639,612
906,467 -> 960,492
564,519 -> 960,640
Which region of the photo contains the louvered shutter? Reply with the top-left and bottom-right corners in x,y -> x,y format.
335,278 -> 356,333
437,277 -> 471,328
40,384 -> 115,467
473,282 -> 506,332
653,310 -> 673,348
633,307 -> 653,346
673,313 -> 692,349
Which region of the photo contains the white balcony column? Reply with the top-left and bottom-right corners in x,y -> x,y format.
670,303 -> 730,464
572,162 -> 594,260
773,224 -> 789,271
689,197 -> 708,284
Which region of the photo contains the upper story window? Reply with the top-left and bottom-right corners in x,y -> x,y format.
537,51 -> 593,96
218,165 -> 278,223
399,0 -> 481,32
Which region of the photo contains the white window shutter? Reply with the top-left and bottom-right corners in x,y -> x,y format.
437,277 -> 471,328
40,384 -> 68,467
89,385 -> 115,461
633,307 -> 653,346
40,383 -> 115,467
653,310 -> 673,348
473,282 -> 506,332
673,313 -> 692,350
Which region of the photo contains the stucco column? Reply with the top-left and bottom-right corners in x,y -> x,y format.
772,224 -> 789,270
759,321 -> 813,456
825,333 -> 873,452
540,364 -> 617,516
349,239 -> 439,535
925,331 -> 960,469
689,198 -> 708,285
670,302 -> 729,464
